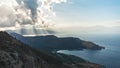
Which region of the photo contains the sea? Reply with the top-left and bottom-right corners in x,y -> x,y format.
57,33 -> 120,68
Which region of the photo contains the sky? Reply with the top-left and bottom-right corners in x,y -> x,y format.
51,0 -> 120,26
0,0 -> 120,35
0,0 -> 120,27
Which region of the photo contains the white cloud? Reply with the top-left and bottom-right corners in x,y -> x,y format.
0,4 -> 16,27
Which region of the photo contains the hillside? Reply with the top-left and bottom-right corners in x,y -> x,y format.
10,32 -> 104,52
0,31 -> 105,68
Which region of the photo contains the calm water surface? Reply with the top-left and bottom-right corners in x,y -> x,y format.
58,34 -> 120,68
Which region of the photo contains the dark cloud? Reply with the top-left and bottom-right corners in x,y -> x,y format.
16,0 -> 39,22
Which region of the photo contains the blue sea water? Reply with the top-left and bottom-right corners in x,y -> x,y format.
58,34 -> 120,68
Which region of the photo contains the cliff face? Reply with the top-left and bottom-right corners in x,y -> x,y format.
10,32 -> 104,52
0,32 -> 105,68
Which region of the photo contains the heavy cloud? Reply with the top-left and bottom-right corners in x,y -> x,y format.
0,0 -> 67,27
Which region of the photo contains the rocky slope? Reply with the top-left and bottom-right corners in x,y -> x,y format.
0,31 -> 105,68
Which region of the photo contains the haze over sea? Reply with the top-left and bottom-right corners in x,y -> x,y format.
58,33 -> 120,68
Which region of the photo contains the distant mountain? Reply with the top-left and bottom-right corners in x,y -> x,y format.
9,32 -> 104,52
0,31 -> 105,68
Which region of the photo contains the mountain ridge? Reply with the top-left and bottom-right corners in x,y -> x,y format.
9,32 -> 104,52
